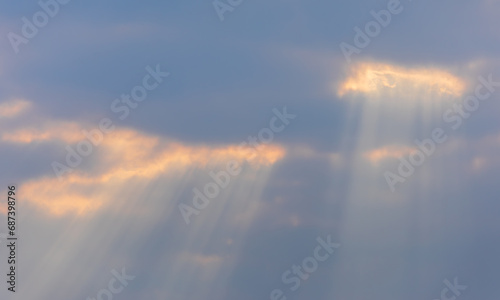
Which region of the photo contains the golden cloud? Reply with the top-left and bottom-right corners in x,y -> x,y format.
2,121 -> 83,144
0,99 -> 31,118
364,145 -> 416,165
7,125 -> 286,216
338,62 -> 466,99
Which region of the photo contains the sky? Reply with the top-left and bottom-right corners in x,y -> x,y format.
0,0 -> 499,299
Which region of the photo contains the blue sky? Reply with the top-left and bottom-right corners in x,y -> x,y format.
0,0 -> 499,299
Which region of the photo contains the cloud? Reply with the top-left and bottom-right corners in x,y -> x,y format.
364,145 -> 416,165
0,99 -> 31,118
1,121 -> 83,144
337,62 -> 467,100
4,123 -> 286,216
465,133 -> 500,173
181,253 -> 223,267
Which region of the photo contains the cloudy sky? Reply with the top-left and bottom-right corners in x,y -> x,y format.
0,0 -> 499,299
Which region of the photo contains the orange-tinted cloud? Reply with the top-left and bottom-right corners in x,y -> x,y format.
0,99 -> 31,118
1,121 -> 83,144
364,145 -> 416,165
9,125 -> 286,216
338,62 -> 466,99
466,134 -> 500,173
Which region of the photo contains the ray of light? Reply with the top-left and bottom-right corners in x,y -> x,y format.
326,60 -> 470,299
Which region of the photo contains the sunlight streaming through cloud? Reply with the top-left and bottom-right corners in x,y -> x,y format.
338,62 -> 466,99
